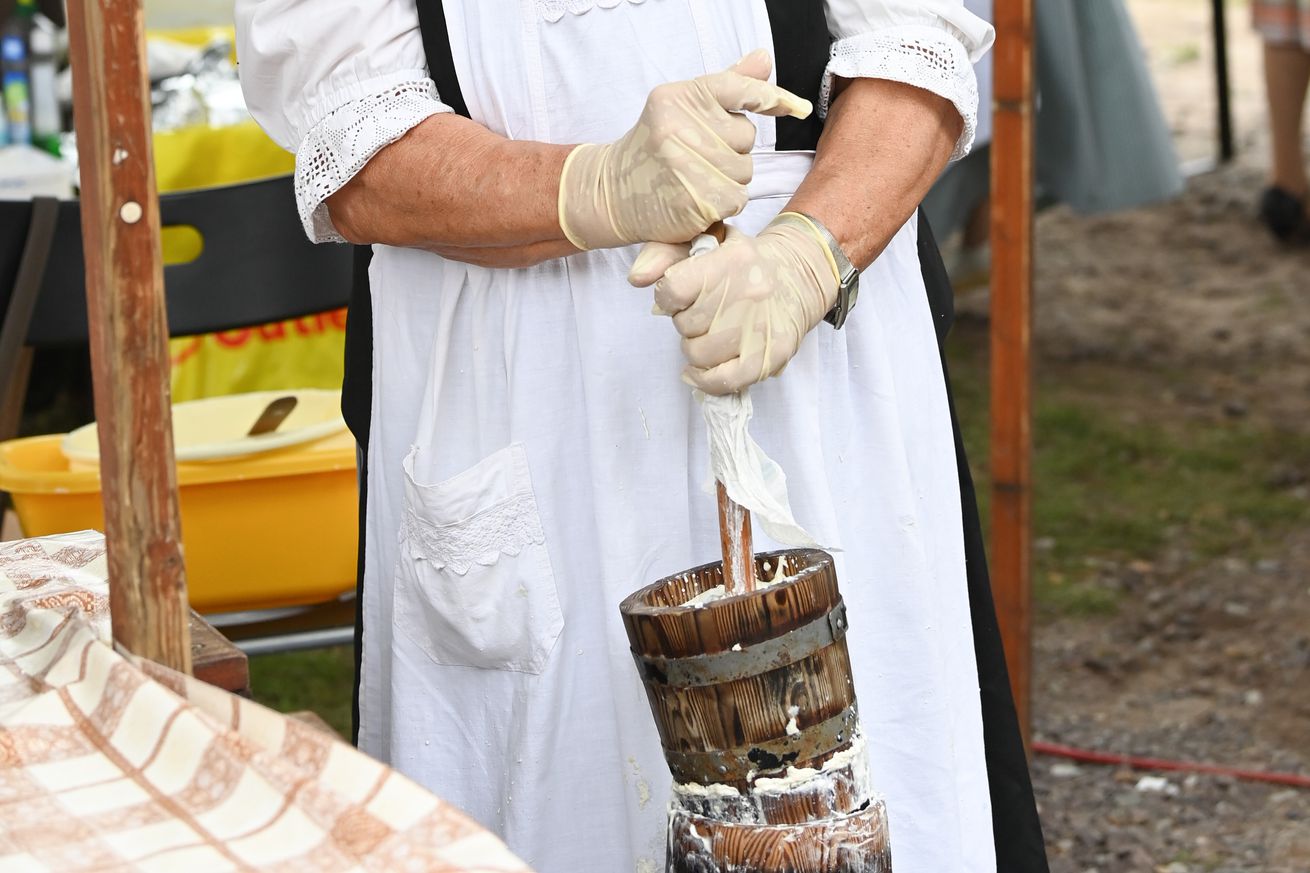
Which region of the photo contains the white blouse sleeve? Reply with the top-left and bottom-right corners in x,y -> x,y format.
235,0 -> 453,242
822,0 -> 995,160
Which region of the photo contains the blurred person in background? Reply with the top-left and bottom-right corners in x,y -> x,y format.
1254,0 -> 1310,242
924,0 -> 1183,287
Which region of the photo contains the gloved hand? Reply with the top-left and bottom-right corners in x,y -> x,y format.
628,214 -> 840,395
557,50 -> 812,251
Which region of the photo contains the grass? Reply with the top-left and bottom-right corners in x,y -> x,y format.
1168,43 -> 1201,66
249,646 -> 354,737
249,320 -> 1310,724
946,322 -> 1310,617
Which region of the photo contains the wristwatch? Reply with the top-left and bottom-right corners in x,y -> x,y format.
783,211 -> 860,329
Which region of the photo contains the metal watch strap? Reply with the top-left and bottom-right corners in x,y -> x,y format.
788,211 -> 860,329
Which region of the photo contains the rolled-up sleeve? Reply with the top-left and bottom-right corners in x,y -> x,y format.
822,0 -> 995,160
235,0 -> 453,242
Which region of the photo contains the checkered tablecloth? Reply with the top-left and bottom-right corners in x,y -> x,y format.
0,531 -> 533,873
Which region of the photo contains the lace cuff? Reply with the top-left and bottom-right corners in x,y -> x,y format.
821,26 -> 980,162
294,75 -> 452,243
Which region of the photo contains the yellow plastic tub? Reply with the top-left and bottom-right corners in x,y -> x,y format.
0,431 -> 358,613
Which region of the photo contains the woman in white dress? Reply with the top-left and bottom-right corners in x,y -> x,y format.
235,2 -> 1048,871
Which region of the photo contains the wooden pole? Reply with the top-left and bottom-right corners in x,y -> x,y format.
66,0 -> 192,672
1211,0 -> 1235,163
990,0 -> 1034,744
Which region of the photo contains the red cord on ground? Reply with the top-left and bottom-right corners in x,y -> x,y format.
1032,741 -> 1310,789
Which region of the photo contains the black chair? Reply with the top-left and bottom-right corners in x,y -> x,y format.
0,175 -> 357,653
0,175 -> 351,348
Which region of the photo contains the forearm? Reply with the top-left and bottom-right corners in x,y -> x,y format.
326,113 -> 577,256
786,77 -> 963,270
424,239 -> 579,269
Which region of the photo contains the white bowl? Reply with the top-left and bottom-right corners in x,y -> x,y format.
61,389 -> 348,465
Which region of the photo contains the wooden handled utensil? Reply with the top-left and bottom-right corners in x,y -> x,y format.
247,395 -> 298,437
689,227 -> 755,596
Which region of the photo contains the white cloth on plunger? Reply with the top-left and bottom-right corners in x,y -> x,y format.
699,389 -> 821,548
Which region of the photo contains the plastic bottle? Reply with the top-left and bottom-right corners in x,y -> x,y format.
28,16 -> 58,155
1,0 -> 35,146
0,91 -> 10,148
0,141 -> 73,200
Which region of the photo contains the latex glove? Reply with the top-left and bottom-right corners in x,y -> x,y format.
629,214 -> 840,395
557,50 -> 812,251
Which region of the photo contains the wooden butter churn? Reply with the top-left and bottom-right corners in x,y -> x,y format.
620,548 -> 892,872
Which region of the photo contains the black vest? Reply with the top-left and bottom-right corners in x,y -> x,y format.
343,2 -> 833,449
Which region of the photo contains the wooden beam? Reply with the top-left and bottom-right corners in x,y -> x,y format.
0,349 -> 32,444
189,611 -> 249,697
990,0 -> 1035,744
66,0 -> 192,673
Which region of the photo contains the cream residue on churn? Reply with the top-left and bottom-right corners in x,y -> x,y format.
671,735 -> 875,823
680,560 -> 795,608
672,781 -> 743,800
672,737 -> 871,798
684,584 -> 729,608
752,734 -> 871,797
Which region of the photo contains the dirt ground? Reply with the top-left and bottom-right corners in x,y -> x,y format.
983,2 -> 1310,870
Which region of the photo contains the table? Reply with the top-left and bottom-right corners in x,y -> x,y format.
0,530 -> 534,872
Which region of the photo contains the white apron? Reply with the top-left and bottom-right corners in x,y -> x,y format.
358,3 -> 994,871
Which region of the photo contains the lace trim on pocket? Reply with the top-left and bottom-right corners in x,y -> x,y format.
401,493 -> 546,576
536,0 -> 650,24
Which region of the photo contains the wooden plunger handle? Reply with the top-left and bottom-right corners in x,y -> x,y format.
717,481 -> 755,595
689,226 -> 756,595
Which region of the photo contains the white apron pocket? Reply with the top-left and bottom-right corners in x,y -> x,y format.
395,443 -> 563,673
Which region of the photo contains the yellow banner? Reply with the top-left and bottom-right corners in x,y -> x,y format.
153,103 -> 345,402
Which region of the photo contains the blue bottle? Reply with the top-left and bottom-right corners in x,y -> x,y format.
1,0 -> 34,146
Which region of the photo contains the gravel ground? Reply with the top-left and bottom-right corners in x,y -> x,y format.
1032,530 -> 1310,872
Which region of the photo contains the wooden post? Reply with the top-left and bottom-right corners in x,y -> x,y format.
0,349 -> 32,444
990,0 -> 1034,743
1211,0 -> 1235,163
65,0 -> 192,673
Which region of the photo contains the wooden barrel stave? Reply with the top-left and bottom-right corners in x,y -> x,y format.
668,799 -> 893,873
660,704 -> 861,788
642,642 -> 857,755
622,550 -> 852,783
621,553 -> 841,660
673,757 -> 870,826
